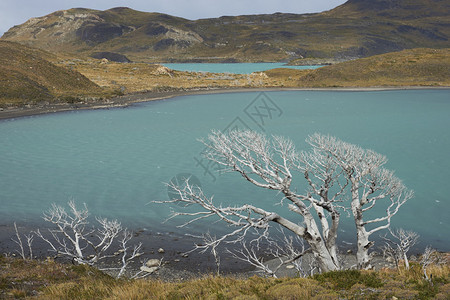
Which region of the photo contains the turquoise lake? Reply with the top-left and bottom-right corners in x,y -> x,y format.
0,90 -> 449,251
163,63 -> 321,74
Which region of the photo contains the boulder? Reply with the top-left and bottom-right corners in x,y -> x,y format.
145,259 -> 161,267
154,65 -> 173,77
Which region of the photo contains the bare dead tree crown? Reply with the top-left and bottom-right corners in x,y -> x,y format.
159,130 -> 413,273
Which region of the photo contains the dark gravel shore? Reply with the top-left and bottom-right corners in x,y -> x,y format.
1,223 -> 398,281
0,223 -> 256,281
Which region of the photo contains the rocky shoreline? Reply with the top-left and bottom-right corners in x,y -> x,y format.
1,223 -> 399,281
0,223 -> 255,281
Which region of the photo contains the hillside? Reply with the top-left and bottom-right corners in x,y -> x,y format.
1,45 -> 448,111
0,41 -> 108,106
294,47 -> 450,87
1,0 -> 449,62
64,48 -> 449,93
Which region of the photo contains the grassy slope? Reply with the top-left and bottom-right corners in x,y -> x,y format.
0,41 -> 109,106
264,48 -> 450,87
1,255 -> 449,299
299,48 -> 450,87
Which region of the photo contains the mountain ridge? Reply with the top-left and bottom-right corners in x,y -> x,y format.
1,0 -> 449,62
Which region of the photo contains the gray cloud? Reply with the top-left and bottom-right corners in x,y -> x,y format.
0,0 -> 346,35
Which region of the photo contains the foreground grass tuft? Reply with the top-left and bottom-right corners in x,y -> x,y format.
313,269 -> 384,290
0,255 -> 449,299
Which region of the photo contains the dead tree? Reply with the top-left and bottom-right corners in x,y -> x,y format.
162,130 -> 348,272
12,222 -> 34,260
382,228 -> 419,270
162,130 -> 412,272
35,200 -> 142,277
307,133 -> 413,269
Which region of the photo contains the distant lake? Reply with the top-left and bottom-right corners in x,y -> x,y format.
0,90 -> 449,251
162,63 -> 322,74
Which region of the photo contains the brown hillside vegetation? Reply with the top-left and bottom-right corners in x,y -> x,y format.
1,255 -> 449,299
1,46 -> 448,110
298,48 -> 450,87
264,48 -> 450,87
0,41 -> 108,106
66,48 -> 449,94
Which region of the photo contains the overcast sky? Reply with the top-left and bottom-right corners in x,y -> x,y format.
0,0 -> 347,36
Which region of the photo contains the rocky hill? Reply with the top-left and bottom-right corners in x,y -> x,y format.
2,0 -> 449,62
0,41 -> 105,106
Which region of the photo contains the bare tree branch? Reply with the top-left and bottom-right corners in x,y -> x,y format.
307,133 -> 413,269
34,201 -> 142,278
12,223 -> 34,260
159,130 -> 412,273
381,228 -> 419,270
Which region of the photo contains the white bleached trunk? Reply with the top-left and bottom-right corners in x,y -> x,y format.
301,211 -> 340,272
351,181 -> 373,269
355,227 -> 373,269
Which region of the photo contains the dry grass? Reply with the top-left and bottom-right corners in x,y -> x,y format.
1,254 -> 449,299
298,48 -> 450,87
1,44 -> 449,109
63,48 -> 450,98
0,41 -> 114,107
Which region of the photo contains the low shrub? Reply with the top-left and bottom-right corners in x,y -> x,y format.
313,269 -> 383,290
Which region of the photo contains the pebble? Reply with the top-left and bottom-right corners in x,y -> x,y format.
158,248 -> 165,253
285,265 -> 295,269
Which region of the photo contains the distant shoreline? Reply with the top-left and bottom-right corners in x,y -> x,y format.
1,86 -> 448,121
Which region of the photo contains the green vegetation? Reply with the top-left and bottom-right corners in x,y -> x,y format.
1,255 -> 449,299
1,0 -> 449,62
0,41 -> 114,107
313,270 -> 383,290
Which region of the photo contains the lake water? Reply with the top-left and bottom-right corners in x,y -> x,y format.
0,90 -> 449,251
163,63 -> 321,74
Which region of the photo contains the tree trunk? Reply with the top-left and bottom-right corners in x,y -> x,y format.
351,180 -> 373,269
403,251 -> 410,270
302,213 -> 340,272
355,227 -> 372,269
